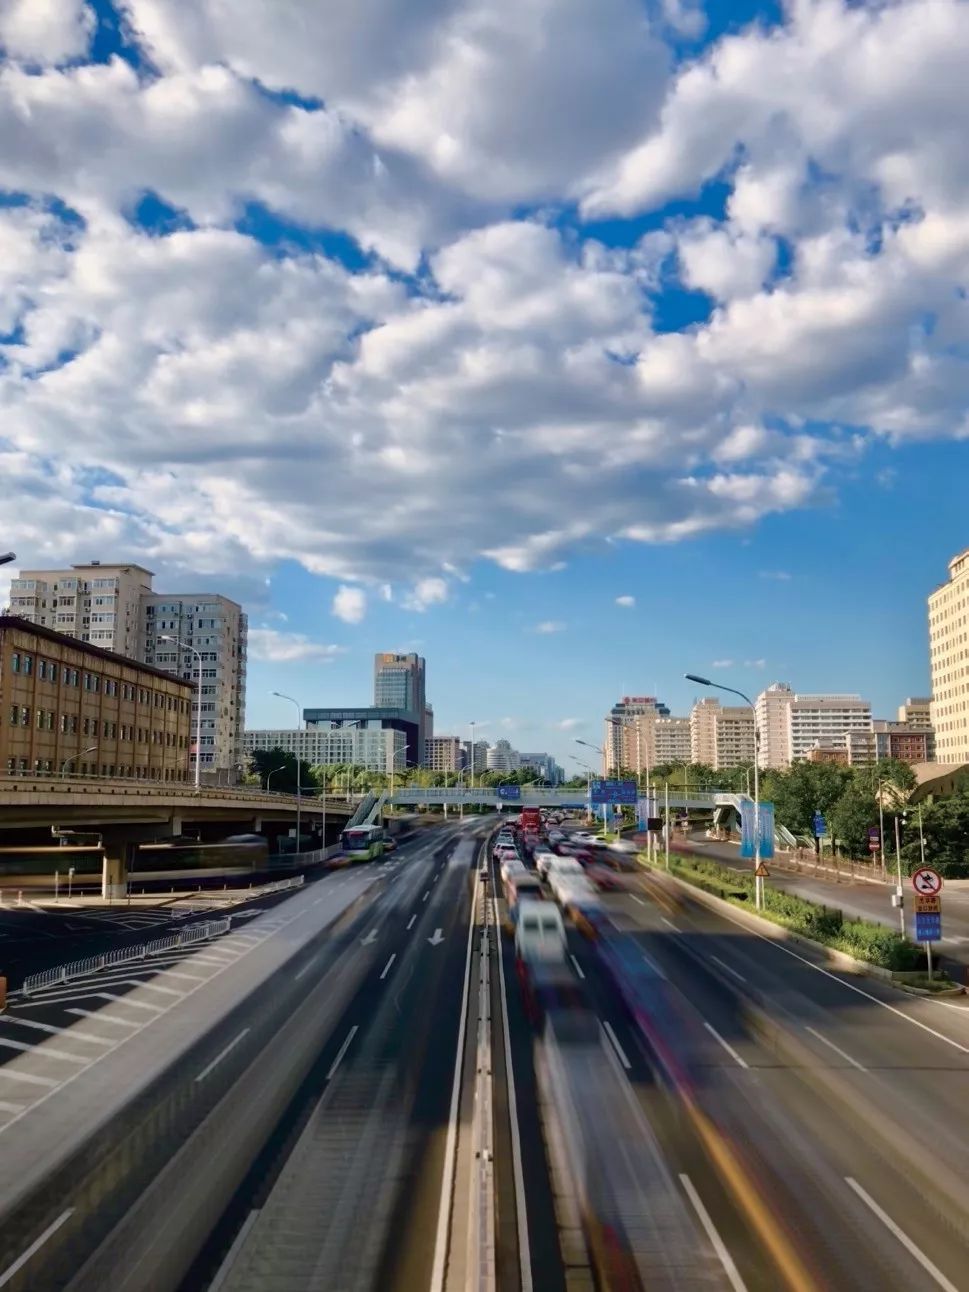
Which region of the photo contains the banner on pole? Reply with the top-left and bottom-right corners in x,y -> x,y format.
740,801 -> 775,859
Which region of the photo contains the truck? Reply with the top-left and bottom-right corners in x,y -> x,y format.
519,806 -> 542,835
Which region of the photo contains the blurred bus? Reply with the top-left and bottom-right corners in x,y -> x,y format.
340,824 -> 386,862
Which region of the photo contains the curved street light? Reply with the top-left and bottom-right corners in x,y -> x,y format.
271,691 -> 303,854
61,745 -> 98,778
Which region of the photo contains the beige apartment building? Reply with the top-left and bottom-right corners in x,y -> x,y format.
929,549 -> 969,762
690,697 -> 756,770
655,716 -> 691,765
9,562 -> 152,657
425,736 -> 462,773
0,617 -> 192,780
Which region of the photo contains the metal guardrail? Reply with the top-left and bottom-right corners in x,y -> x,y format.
21,916 -> 233,997
257,875 -> 306,896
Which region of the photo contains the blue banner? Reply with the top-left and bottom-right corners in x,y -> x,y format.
497,784 -> 521,800
915,912 -> 942,943
591,778 -> 637,805
740,801 -> 775,859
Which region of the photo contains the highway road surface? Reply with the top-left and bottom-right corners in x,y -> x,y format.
4,815 -> 969,1291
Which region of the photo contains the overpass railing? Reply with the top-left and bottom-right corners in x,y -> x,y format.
20,916 -> 233,997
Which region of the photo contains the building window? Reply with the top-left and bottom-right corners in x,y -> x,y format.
20,707 -> 30,727
37,660 -> 46,681
10,653 -> 19,673
22,655 -> 32,676
6,758 -> 14,774
9,705 -> 18,726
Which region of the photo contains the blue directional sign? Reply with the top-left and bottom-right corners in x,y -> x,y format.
497,784 -> 521,800
915,912 -> 942,943
590,778 -> 637,806
813,811 -> 827,837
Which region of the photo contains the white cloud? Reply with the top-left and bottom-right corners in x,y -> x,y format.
758,570 -> 791,581
0,0 -> 93,64
532,620 -> 566,634
615,594 -> 636,607
400,577 -> 449,611
744,658 -> 767,669
554,717 -> 582,730
332,585 -> 367,624
248,629 -> 345,663
0,0 -> 967,598
711,659 -> 734,669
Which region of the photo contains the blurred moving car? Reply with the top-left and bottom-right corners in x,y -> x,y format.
533,848 -> 559,880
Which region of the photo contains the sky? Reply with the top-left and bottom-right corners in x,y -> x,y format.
1,0 -> 968,767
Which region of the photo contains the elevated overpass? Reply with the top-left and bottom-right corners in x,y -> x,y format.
0,774 -> 353,897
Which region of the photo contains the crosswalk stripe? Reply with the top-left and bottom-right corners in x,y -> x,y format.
0,1038 -> 89,1064
0,1069 -> 60,1087
0,1018 -> 113,1046
67,1009 -> 138,1027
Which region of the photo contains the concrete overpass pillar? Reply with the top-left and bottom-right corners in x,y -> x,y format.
102,841 -> 137,902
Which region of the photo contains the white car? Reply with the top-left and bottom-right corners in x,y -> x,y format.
501,856 -> 529,884
515,899 -> 566,961
533,849 -> 559,880
552,874 -> 600,913
546,856 -> 585,885
548,864 -> 590,905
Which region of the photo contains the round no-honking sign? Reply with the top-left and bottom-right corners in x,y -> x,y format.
912,866 -> 943,896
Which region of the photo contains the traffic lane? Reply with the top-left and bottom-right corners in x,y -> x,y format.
0,841 -> 450,1078
181,830 -> 480,1292
630,887 -> 969,1205
576,899 -> 969,1291
219,832 -> 482,1292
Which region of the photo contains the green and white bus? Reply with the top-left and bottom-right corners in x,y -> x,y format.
340,824 -> 386,863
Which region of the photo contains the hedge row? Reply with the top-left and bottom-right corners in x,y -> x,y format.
653,853 -> 922,972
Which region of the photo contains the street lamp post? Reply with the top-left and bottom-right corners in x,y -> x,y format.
272,691 -> 303,857
60,745 -> 97,778
160,634 -> 203,792
0,553 -> 15,567
686,674 -> 764,910
266,764 -> 287,791
569,754 -> 595,824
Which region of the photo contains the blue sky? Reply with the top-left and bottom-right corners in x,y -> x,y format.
1,0 -> 968,766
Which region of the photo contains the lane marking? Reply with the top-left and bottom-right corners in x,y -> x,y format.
294,954 -> 321,982
0,1018 -> 112,1046
805,1026 -> 867,1072
0,1207 -> 74,1289
602,1021 -> 631,1070
195,1028 -> 251,1083
326,1025 -> 359,1080
569,954 -> 586,980
703,1021 -> 749,1069
93,994 -> 162,1012
430,872 -> 479,1292
691,898 -> 969,1057
630,894 -> 647,906
406,914 -> 417,930
0,1038 -> 88,1064
0,1102 -> 25,1114
845,1177 -> 959,1292
0,1070 -> 60,1088
709,954 -> 747,984
66,1008 -> 139,1027
209,1208 -> 261,1292
423,890 -> 431,902
680,1174 -> 748,1292
379,953 -> 397,980
661,916 -> 678,930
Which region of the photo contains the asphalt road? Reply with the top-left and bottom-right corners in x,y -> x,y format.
584,869 -> 969,1290
196,819 -> 517,1292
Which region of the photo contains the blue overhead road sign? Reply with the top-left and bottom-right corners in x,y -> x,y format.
591,779 -> 637,806
497,785 -> 521,800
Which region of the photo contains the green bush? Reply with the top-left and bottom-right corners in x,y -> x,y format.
645,850 -> 920,972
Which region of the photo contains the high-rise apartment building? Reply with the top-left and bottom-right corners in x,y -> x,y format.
788,694 -> 871,764
929,549 -> 969,763
898,697 -> 933,729
425,735 -> 462,773
603,696 -> 671,773
141,594 -> 247,781
486,739 -> 520,772
461,739 -> 489,773
9,562 -> 153,657
519,752 -> 563,783
243,725 -> 404,773
654,717 -> 691,765
690,697 -> 756,769
8,562 -> 248,782
845,722 -> 934,766
755,682 -> 794,769
373,652 -> 427,761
